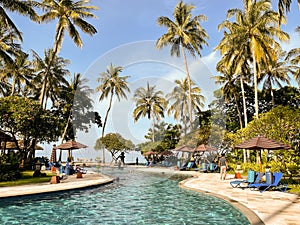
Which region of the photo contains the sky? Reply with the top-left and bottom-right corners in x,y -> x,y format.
9,0 -> 300,162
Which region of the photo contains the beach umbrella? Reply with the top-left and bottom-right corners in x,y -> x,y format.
143,151 -> 156,156
56,140 -> 88,161
194,144 -> 217,152
4,140 -> 44,150
234,135 -> 291,172
173,145 -> 194,153
159,150 -> 173,156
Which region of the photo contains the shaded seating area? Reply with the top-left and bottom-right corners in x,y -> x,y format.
248,172 -> 288,192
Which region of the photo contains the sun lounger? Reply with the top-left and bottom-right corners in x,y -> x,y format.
248,172 -> 288,192
230,170 -> 262,188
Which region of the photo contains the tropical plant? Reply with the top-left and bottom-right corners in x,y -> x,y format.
95,63 -> 130,162
30,49 -> 70,108
0,52 -> 34,96
133,82 -> 167,142
94,133 -> 134,164
286,27 -> 300,85
36,0 -> 98,106
156,1 -> 208,131
167,78 -> 205,134
0,0 -> 38,41
0,96 -> 63,167
217,0 -> 289,119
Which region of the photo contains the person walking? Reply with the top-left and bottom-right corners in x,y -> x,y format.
218,153 -> 228,180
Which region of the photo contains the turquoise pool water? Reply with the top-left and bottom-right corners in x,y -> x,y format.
0,167 -> 250,225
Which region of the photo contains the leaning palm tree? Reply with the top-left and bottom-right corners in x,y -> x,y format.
218,0 -> 289,119
95,63 -> 130,162
36,0 -> 98,107
166,78 -> 205,136
58,73 -> 93,161
133,82 -> 167,142
156,1 -> 208,131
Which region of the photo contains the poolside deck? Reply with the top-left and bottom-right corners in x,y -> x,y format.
0,167 -> 299,225
0,173 -> 113,198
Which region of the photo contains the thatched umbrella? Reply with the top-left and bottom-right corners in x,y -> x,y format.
194,144 -> 217,152
56,140 -> 88,161
234,136 -> 291,172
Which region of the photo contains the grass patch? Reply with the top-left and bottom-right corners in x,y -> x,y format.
0,171 -> 55,187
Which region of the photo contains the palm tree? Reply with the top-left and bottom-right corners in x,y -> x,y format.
0,0 -> 38,41
31,49 -> 70,108
214,66 -> 243,129
286,27 -> 300,85
166,78 -> 205,136
0,52 -> 34,95
0,21 -> 22,67
156,1 -> 208,131
275,0 -> 300,24
133,82 -> 167,142
259,50 -> 292,106
95,64 -> 130,162
58,73 -> 93,161
218,0 -> 289,119
37,0 -> 98,106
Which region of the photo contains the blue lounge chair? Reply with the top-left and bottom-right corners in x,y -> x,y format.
248,172 -> 288,192
230,170 -> 262,188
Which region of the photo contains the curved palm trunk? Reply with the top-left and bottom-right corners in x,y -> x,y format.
233,94 -> 243,129
181,46 -> 193,132
101,91 -> 114,163
58,109 -> 72,162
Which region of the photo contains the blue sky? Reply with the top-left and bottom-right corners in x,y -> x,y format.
11,0 -> 299,161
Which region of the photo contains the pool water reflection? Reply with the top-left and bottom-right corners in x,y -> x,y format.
0,167 -> 250,225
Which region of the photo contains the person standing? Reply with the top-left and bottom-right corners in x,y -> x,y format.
218,153 -> 228,180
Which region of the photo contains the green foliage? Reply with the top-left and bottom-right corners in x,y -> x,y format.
0,153 -> 21,181
94,133 -> 135,161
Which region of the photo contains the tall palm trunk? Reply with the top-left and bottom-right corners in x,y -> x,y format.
240,74 -> 249,162
181,45 -> 193,132
252,50 -> 259,119
151,112 -> 155,142
40,29 -> 64,107
101,91 -> 114,163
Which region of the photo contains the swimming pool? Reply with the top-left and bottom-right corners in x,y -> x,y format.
0,167 -> 250,225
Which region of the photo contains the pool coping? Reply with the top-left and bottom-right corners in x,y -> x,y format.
179,177 -> 264,225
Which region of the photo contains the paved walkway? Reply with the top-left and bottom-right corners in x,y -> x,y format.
0,167 -> 299,225
140,167 -> 300,225
0,173 -> 113,198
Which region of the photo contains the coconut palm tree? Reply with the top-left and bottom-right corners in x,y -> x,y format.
57,73 -> 93,161
156,1 -> 208,131
0,52 -> 34,96
31,49 -> 70,108
166,78 -> 205,135
37,0 -> 98,106
259,50 -> 292,106
0,0 -> 38,41
218,0 -> 289,119
0,21 -> 22,67
286,27 -> 300,85
133,82 -> 167,142
95,63 -> 130,162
